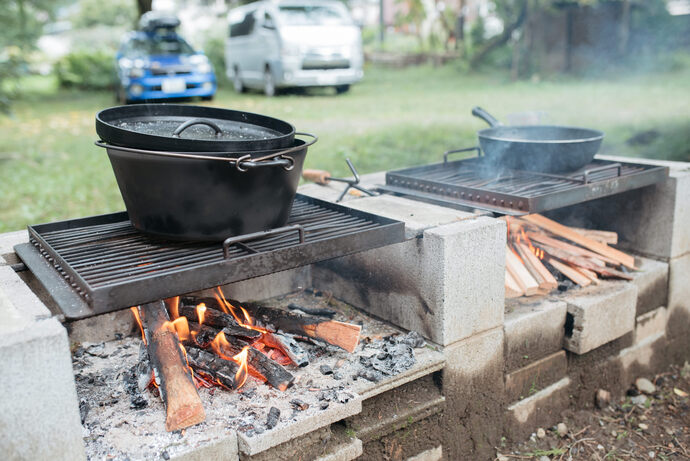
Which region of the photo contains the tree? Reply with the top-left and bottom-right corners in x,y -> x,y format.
137,0 -> 153,18
470,0 -> 528,68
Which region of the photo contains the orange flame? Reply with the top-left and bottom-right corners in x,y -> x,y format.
210,331 -> 235,361
196,303 -> 207,326
166,317 -> 190,341
233,346 -> 250,389
130,307 -> 146,344
213,288 -> 268,333
168,296 -> 180,320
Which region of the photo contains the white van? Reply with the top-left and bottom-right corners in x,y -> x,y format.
225,0 -> 364,96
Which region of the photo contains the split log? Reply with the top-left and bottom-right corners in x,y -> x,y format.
505,245 -> 539,296
574,266 -> 601,285
240,301 -> 361,353
183,295 -> 361,353
526,232 -> 618,266
570,227 -> 618,245
534,242 -> 633,280
523,214 -> 635,269
262,332 -> 310,367
514,242 -> 558,293
138,301 -> 205,431
287,303 -> 336,319
505,270 -> 523,298
178,304 -> 261,340
187,348 -> 239,389
184,321 -> 294,391
544,258 -> 591,287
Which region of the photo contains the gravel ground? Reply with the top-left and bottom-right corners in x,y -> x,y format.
497,362 -> 690,461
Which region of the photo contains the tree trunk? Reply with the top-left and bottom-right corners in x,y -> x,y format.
137,0 -> 153,18
470,0 -> 528,68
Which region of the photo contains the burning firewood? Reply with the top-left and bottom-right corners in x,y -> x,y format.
184,295 -> 362,353
177,304 -> 261,340
187,348 -> 240,389
184,321 -> 295,391
137,301 -> 205,431
504,214 -> 635,298
262,332 -> 310,367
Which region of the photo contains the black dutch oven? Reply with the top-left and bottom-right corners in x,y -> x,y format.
96,104 -> 296,154
95,104 -> 316,241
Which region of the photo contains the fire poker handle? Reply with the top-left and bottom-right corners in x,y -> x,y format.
302,169 -> 331,185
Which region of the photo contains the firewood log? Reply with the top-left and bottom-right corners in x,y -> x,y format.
506,245 -> 539,296
187,348 -> 239,389
514,242 -> 558,293
178,304 -> 261,340
544,258 -> 591,287
505,270 -> 523,298
138,301 -> 205,431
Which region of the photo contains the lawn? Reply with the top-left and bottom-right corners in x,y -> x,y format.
1,63 -> 689,233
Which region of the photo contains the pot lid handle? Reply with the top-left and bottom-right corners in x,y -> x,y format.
172,118 -> 223,138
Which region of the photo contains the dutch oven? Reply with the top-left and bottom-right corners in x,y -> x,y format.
95,104 -> 316,241
472,107 -> 604,173
96,104 -> 296,153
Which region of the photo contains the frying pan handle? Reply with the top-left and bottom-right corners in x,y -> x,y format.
222,224 -> 305,258
443,146 -> 481,164
172,118 -> 223,138
471,107 -> 503,127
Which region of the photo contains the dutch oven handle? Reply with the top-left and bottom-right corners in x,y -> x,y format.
172,118 -> 223,138
471,107 -> 503,127
94,132 -> 318,172
222,224 -> 305,258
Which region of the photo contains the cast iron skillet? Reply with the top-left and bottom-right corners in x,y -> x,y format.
472,107 -> 604,173
96,104 -> 295,153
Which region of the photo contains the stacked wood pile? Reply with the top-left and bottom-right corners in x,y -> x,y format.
504,214 -> 635,298
134,292 -> 362,431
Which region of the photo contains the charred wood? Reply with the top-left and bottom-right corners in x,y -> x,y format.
187,348 -> 239,389
287,303 -> 336,319
138,300 -> 205,431
262,332 -> 310,367
178,304 -> 261,340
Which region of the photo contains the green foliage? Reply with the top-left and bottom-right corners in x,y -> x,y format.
469,16 -> 486,49
202,33 -> 229,87
55,49 -> 117,90
71,0 -> 137,29
0,46 -> 26,113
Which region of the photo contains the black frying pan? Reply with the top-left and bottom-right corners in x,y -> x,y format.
472,107 -> 604,173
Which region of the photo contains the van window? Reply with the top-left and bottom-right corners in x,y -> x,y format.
229,10 -> 257,37
278,5 -> 352,26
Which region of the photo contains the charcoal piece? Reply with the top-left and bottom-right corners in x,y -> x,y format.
558,280 -> 575,292
401,331 -> 426,348
318,388 -> 353,404
320,402 -> 330,410
320,365 -> 333,375
287,303 -> 336,319
266,407 -> 281,429
136,343 -> 152,392
357,335 -> 416,382
79,399 -> 90,424
290,399 -> 309,411
162,450 -> 170,460
333,372 -> 343,380
124,361 -> 149,410
85,343 -> 107,358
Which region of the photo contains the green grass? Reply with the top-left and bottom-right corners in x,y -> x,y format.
1,63 -> 689,232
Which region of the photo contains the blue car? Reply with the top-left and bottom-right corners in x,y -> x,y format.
115,14 -> 216,104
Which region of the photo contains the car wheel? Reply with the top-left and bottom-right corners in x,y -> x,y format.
201,95 -> 214,101
263,66 -> 276,97
335,84 -> 350,95
233,67 -> 245,94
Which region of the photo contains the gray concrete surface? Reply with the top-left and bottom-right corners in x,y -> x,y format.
505,351 -> 567,403
504,377 -> 571,441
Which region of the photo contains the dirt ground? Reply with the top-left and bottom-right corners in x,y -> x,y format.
497,362 -> 690,461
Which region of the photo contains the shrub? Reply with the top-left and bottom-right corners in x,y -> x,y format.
55,49 -> 117,90
202,34 -> 229,87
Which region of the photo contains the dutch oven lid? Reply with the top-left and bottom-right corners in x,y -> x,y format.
96,104 -> 295,153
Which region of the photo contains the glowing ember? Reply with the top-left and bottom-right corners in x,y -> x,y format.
168,317 -> 190,341
130,307 -> 146,344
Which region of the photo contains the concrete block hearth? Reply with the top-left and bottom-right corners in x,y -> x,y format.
312,195 -> 506,346
634,306 -> 667,345
505,351 -> 567,403
627,256 -> 668,316
560,282 -> 637,354
504,377 -> 571,441
504,298 -> 567,371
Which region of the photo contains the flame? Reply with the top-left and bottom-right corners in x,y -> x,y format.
165,317 -> 190,341
213,288 -> 268,333
233,346 -> 250,389
169,296 -> 180,320
196,303 -> 207,326
210,331 -> 235,361
130,307 -> 146,344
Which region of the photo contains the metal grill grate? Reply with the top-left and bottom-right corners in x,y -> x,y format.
381,155 -> 668,215
15,194 -> 405,320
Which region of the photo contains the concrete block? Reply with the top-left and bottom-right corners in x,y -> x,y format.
628,256 -> 668,316
441,327 -> 504,460
618,333 -> 668,387
504,298 -> 567,371
298,171 -> 387,204
0,265 -> 52,322
0,318 -> 86,460
314,437 -> 362,461
337,194 -> 480,238
561,282 -> 637,354
197,266 -> 311,303
504,377 -> 571,441
314,216 -> 505,346
170,434 -> 239,461
406,446 -> 442,461
634,307 -> 667,345
66,309 -> 136,344
550,159 -> 690,260
0,230 -> 28,259
505,351 -> 567,403
667,252 -> 690,341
